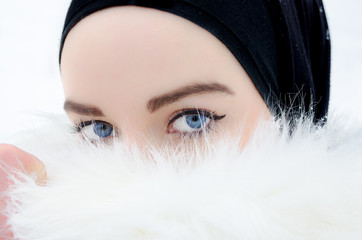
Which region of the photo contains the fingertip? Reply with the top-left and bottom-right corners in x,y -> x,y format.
0,144 -> 47,185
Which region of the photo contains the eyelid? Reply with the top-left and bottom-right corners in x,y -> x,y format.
73,119 -> 114,129
166,108 -> 226,130
74,120 -> 119,137
75,120 -> 108,132
75,120 -> 94,132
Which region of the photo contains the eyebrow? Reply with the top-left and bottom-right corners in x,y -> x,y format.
64,100 -> 105,117
147,82 -> 234,113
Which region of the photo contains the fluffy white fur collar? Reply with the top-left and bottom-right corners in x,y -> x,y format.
2,113 -> 362,240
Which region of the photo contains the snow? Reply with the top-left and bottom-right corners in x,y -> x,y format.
0,0 -> 361,141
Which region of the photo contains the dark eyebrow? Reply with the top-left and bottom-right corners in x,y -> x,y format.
64,100 -> 105,117
147,82 -> 234,113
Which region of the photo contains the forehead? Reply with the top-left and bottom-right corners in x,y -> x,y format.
60,6 -> 244,109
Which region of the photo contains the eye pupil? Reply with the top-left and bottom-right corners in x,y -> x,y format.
186,114 -> 207,129
93,122 -> 113,138
191,116 -> 199,122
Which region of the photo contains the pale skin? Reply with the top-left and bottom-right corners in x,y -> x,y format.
0,6 -> 271,236
0,144 -> 46,238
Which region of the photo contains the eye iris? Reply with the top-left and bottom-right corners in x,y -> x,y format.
186,114 -> 207,129
93,122 -> 113,138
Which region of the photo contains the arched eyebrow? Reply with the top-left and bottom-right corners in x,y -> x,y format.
64,82 -> 234,116
147,82 -> 234,113
64,100 -> 105,117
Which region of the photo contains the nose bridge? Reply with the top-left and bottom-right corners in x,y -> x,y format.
117,117 -> 154,147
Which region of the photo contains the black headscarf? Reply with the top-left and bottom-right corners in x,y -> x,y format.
59,0 -> 331,122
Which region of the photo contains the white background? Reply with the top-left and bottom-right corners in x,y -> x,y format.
0,0 -> 361,141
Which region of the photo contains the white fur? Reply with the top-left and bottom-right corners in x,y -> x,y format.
2,113 -> 362,240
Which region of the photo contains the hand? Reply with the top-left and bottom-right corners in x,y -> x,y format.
0,144 -> 46,238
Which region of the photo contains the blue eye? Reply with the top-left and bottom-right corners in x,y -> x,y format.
76,120 -> 115,141
167,109 -> 226,135
93,122 -> 113,138
185,114 -> 208,129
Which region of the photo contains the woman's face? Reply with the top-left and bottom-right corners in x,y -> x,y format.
61,6 -> 270,148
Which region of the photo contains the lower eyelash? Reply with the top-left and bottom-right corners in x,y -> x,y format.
167,108 -> 224,127
68,120 -> 118,142
173,115 -> 222,139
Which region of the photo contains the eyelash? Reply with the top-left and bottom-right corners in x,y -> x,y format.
68,108 -> 226,140
67,120 -> 117,140
166,108 -> 226,136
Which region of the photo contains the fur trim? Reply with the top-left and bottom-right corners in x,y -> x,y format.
1,114 -> 362,240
